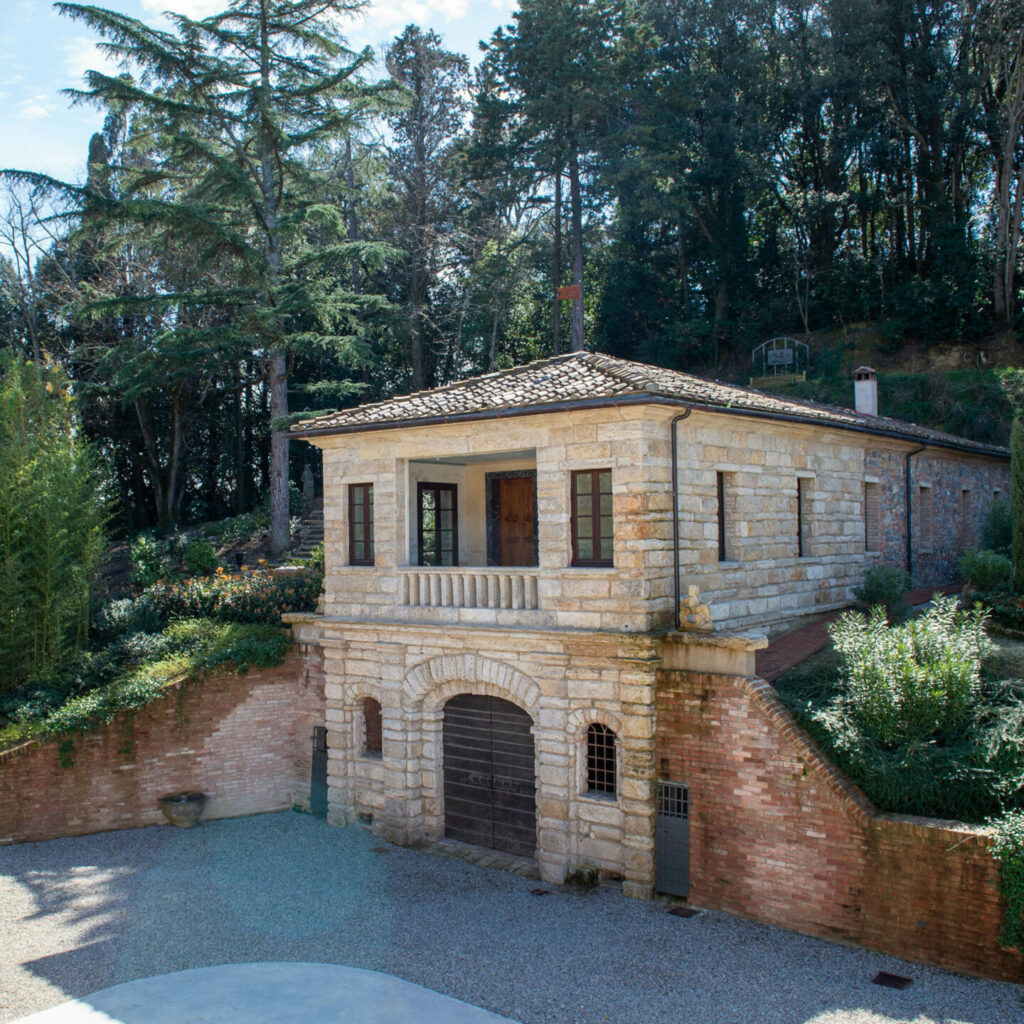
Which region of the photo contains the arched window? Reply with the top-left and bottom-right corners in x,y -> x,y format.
586,723 -> 616,795
362,697 -> 382,758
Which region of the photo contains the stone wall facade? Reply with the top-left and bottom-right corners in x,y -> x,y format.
0,648 -> 324,845
656,665 -> 1023,983
312,404 -> 1008,641
293,616 -> 661,898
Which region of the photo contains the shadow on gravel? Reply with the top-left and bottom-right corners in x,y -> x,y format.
3,812 -> 1022,1024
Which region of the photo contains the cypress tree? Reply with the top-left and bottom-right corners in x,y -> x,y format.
0,356 -> 104,692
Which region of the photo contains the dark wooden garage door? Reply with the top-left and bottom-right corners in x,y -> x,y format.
443,694 -> 536,857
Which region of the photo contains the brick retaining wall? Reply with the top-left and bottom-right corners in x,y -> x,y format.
0,647 -> 324,845
656,669 -> 1023,982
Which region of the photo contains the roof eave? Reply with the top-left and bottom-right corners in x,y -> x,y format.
290,393 -> 1008,460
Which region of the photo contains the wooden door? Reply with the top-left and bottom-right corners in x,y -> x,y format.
498,476 -> 535,566
443,694 -> 536,857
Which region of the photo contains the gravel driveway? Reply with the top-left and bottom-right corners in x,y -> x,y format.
2,812 -> 1021,1024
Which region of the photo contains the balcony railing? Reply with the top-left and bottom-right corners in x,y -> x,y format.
399,567 -> 540,610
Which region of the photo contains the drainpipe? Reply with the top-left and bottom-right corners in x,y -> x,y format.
671,410 -> 692,630
905,444 -> 927,578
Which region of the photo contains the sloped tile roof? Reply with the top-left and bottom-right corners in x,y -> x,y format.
291,351 -> 1007,457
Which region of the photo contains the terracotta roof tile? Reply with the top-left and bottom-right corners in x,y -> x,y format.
291,351 -> 1006,457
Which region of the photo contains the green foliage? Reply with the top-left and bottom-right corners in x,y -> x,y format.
144,568 -> 322,624
93,596 -> 162,643
1013,418 -> 1024,593
969,591 -> 1024,630
130,535 -> 167,587
829,599 -> 992,747
776,599 -> 1024,823
853,566 -> 913,623
307,542 -> 325,571
960,549 -> 1012,592
0,356 -> 105,694
982,498 -> 1013,556
989,811 -> 1024,949
0,617 -> 291,750
183,538 -> 219,576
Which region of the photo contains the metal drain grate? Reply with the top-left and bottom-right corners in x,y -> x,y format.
871,971 -> 912,990
668,906 -> 700,918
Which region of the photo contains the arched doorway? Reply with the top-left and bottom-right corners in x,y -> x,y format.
442,694 -> 536,857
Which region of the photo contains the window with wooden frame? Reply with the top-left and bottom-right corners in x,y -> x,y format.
918,484 -> 934,553
348,483 -> 374,565
585,723 -> 617,796
417,482 -> 458,566
864,480 -> 880,553
571,469 -> 613,566
362,697 -> 382,758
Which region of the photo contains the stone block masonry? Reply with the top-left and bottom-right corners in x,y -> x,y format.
656,666 -> 1023,983
0,647 -> 324,845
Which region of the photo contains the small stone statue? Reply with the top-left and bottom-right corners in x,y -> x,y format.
680,585 -> 713,632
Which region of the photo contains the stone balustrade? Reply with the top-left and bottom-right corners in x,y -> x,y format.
399,567 -> 540,611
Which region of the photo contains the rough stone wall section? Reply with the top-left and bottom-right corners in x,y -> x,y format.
0,649 -> 324,846
865,447 -> 1008,586
656,669 -> 1023,983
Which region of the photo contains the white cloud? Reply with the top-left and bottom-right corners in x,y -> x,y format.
62,37 -> 121,84
18,93 -> 56,121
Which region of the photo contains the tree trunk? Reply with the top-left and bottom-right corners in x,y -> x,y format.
234,363 -> 247,514
552,169 -> 562,356
268,351 -> 290,555
259,0 -> 290,556
568,137 -> 584,352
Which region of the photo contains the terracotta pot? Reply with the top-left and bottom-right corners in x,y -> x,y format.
158,791 -> 207,828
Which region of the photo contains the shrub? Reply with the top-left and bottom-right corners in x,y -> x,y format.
829,598 -> 992,747
0,356 -> 105,693
989,811 -> 1024,949
307,542 -> 324,571
854,565 -> 913,622
969,590 -> 1024,630
130,534 -> 167,587
775,597 -> 1024,822
144,567 -> 322,624
93,597 -> 163,642
982,498 -> 1013,556
220,507 -> 271,544
960,549 -> 1012,592
183,538 -> 219,576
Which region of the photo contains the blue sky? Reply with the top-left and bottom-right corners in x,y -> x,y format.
0,0 -> 516,182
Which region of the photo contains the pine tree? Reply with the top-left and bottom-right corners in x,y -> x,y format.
49,1 -> 397,552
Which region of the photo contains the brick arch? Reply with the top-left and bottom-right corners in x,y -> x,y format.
404,653 -> 540,715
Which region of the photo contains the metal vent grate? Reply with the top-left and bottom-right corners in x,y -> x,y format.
871,972 -> 912,990
657,781 -> 689,818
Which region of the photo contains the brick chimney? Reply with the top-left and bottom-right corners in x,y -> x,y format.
854,366 -> 878,417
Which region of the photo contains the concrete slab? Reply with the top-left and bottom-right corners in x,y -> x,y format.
13,962 -> 518,1024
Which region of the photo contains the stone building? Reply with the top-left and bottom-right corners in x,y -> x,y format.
286,352 -> 1009,900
